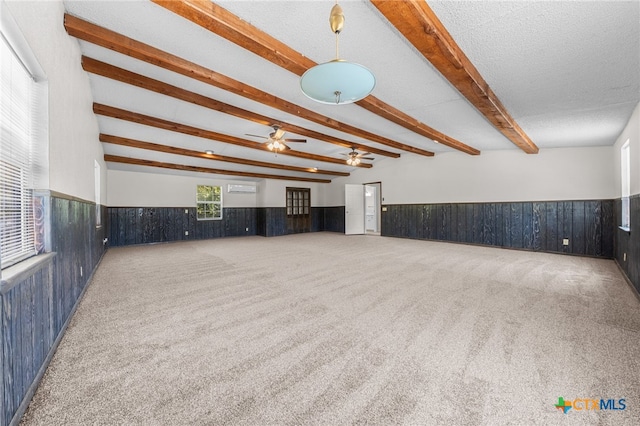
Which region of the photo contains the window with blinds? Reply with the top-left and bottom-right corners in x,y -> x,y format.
0,33 -> 37,268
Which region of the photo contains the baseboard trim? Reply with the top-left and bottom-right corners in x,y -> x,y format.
9,250 -> 107,426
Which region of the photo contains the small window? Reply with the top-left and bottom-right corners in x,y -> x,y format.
196,185 -> 222,220
621,140 -> 630,229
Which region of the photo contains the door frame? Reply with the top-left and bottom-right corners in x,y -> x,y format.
286,187 -> 311,234
364,181 -> 382,235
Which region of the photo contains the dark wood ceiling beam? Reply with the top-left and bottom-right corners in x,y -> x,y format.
100,134 -> 349,177
150,0 -> 479,156
83,56 -> 398,158
370,0 -> 539,154
104,155 -> 331,183
64,14 -> 434,157
93,103 -> 372,168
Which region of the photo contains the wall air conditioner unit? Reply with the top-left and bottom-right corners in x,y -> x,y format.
227,184 -> 257,193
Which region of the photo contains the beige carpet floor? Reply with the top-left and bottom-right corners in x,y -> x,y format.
20,233 -> 640,425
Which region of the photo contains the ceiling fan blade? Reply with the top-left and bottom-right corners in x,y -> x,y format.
284,138 -> 307,143
356,152 -> 372,157
283,143 -> 292,150
361,157 -> 375,160
245,133 -> 266,139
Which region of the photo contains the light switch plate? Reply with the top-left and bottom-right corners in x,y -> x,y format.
562,238 -> 569,246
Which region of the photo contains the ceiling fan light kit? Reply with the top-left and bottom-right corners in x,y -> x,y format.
300,2 -> 375,105
246,125 -> 307,153
267,140 -> 285,152
344,148 -> 374,166
346,156 -> 361,166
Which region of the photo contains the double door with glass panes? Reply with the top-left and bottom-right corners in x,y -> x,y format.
286,187 -> 310,234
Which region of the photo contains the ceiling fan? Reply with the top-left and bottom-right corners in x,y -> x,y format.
342,148 -> 374,166
246,125 -> 307,152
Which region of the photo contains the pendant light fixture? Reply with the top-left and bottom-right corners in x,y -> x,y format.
300,1 -> 375,105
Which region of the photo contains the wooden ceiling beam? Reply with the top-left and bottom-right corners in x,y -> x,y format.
83,56 -> 398,158
100,134 -> 349,177
64,14 -> 434,157
150,0 -> 479,156
93,103 -> 372,168
370,0 -> 539,154
104,155 -> 332,183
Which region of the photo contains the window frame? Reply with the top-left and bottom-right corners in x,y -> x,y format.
196,184 -> 223,221
621,140 -> 630,230
94,160 -> 101,228
1,26 -> 36,268
1,2 -> 49,273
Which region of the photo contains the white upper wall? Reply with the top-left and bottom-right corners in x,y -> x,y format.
255,179 -> 326,208
5,0 -> 104,202
108,169 -> 329,208
107,170 -> 258,208
326,146 -> 615,206
613,102 -> 640,197
110,146 -> 615,208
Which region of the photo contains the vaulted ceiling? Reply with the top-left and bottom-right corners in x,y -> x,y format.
63,0 -> 640,183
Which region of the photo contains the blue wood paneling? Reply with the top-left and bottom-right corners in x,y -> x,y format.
532,202 -> 544,251
108,207 -> 258,245
264,208 -> 287,237
522,203 -> 533,250
381,200 -> 615,259
323,206 -> 345,233
572,201 -> 586,255
311,207 -> 325,232
1,196 -> 106,426
615,195 -> 639,294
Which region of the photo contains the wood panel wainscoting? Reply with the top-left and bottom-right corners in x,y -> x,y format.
381,200 -> 615,259
615,194 -> 640,295
1,195 -> 107,426
108,206 -> 347,245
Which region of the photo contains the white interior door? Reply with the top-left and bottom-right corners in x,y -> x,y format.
345,184 -> 365,235
365,185 -> 378,233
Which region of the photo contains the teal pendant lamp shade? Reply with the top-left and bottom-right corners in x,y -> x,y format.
300,2 -> 375,105
300,60 -> 375,105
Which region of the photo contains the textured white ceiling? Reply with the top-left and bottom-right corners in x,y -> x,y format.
428,0 -> 640,148
63,0 -> 640,182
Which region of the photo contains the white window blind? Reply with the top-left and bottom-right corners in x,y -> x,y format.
0,33 -> 36,267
